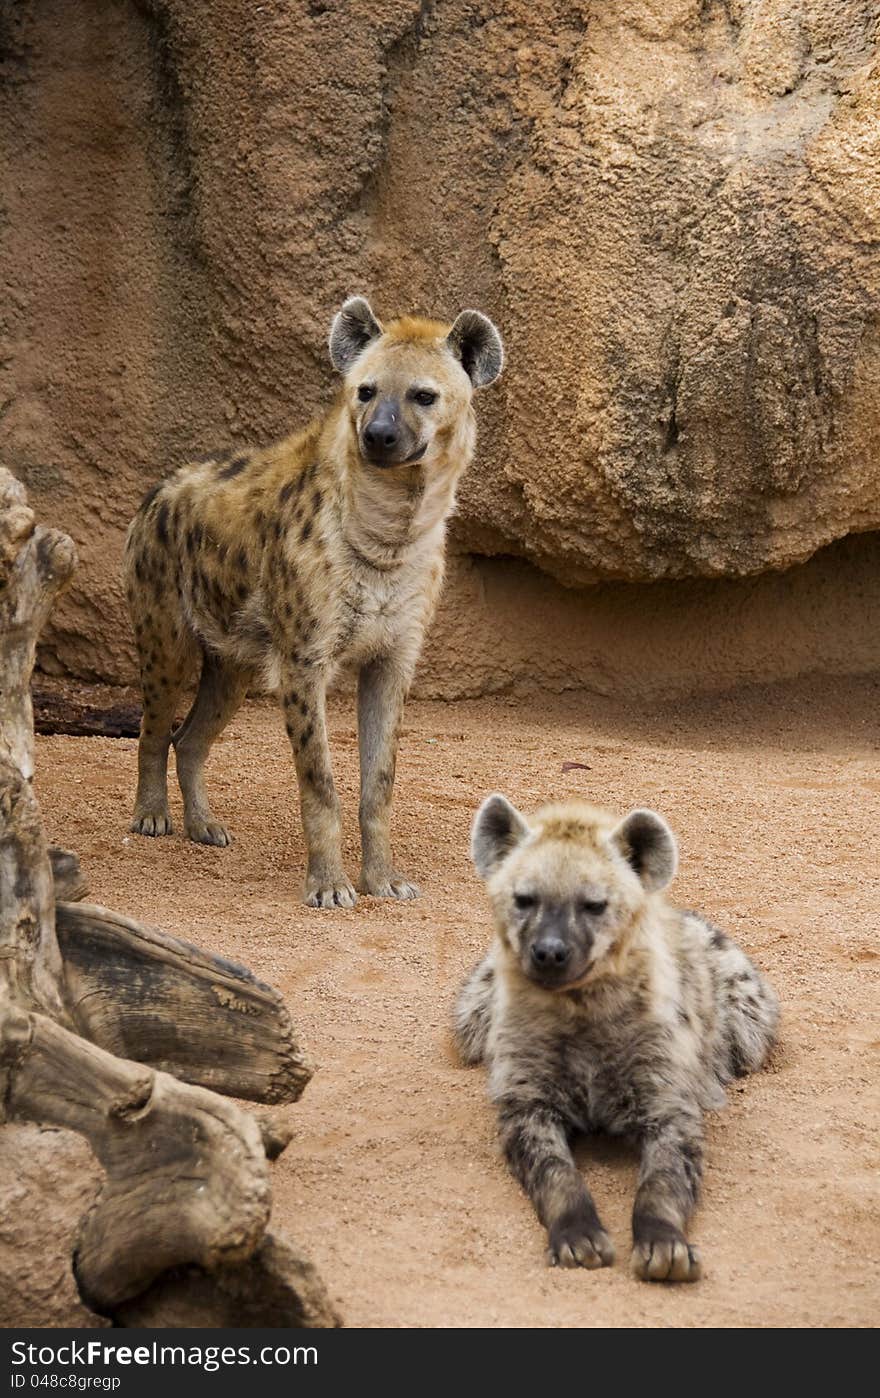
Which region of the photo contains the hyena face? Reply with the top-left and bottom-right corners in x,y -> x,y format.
329,297 -> 503,469
471,795 -> 678,991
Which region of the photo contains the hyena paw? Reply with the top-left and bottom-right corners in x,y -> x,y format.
185,817 -> 233,847
631,1223 -> 701,1283
358,870 -> 421,900
131,810 -> 173,837
304,875 -> 358,910
548,1210 -> 615,1270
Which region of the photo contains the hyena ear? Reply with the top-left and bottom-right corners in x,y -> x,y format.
446,310 -> 504,388
471,793 -> 530,880
329,296 -> 383,373
611,809 -> 678,893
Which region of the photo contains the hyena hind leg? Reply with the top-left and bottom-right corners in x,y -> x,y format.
453,957 -> 496,1065
172,652 -> 253,847
130,609 -> 195,838
721,945 -> 780,1079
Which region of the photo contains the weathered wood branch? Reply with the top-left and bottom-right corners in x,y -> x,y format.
34,683 -> 141,738
56,902 -> 313,1104
49,846 -> 88,901
0,1005 -> 270,1310
0,467 -> 336,1327
113,1234 -> 336,1328
0,470 -> 76,1024
0,471 -> 77,783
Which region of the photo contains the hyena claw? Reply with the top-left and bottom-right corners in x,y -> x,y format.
304,876 -> 358,910
359,873 -> 421,900
130,811 -> 173,837
184,817 -> 233,847
631,1235 -> 701,1284
549,1222 -> 615,1270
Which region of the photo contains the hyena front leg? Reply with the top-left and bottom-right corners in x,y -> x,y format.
356,656 -> 418,899
499,1103 -> 615,1269
279,663 -> 355,909
631,1109 -> 704,1283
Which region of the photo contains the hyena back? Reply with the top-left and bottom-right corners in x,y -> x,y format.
124,297 -> 502,907
455,795 -> 778,1282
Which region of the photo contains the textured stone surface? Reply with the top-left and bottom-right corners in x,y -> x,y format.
0,1125 -> 108,1328
0,0 -> 877,688
481,0 -> 880,585
418,531 -> 880,699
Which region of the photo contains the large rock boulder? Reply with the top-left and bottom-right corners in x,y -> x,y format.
475,0 -> 880,584
0,1126 -> 108,1328
0,0 -> 876,683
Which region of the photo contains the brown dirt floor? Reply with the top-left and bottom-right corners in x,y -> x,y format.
35,674 -> 880,1328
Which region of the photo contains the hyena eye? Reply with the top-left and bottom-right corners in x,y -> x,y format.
412,389 -> 437,407
514,893 -> 536,912
579,898 -> 608,917
357,384 -> 376,402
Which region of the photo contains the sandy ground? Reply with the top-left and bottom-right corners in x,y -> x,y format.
35,675 -> 879,1329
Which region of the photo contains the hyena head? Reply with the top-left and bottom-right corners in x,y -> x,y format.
329,295 -> 503,471
471,795 -> 679,991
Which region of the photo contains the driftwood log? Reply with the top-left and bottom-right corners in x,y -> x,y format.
34,682 -> 142,738
0,468 -> 338,1327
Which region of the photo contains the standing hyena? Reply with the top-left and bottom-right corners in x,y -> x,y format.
455,795 -> 778,1281
123,297 -> 503,907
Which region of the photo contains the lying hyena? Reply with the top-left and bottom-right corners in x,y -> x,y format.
455,795 -> 778,1282
124,297 -> 503,907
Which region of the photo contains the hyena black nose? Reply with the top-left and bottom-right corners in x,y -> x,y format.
531,938 -> 570,970
365,424 -> 399,450
363,404 -> 401,458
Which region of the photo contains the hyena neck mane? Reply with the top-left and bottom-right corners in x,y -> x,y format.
325,397 -> 475,570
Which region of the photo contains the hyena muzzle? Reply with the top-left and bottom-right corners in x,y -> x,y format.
123,297 -> 503,907
455,794 -> 779,1282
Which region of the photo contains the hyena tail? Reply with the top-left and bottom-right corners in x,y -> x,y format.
453,955 -> 496,1065
720,945 -> 779,1080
